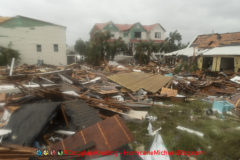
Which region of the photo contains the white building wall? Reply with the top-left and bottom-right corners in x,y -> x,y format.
120,32 -> 130,43
0,26 -> 67,65
113,31 -> 121,39
141,32 -> 147,40
149,25 -> 165,40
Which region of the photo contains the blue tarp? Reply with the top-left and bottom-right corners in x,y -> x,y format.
212,100 -> 234,114
164,73 -> 173,77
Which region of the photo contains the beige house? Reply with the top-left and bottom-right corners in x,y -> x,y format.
0,15 -> 67,65
192,32 -> 240,73
90,22 -> 166,44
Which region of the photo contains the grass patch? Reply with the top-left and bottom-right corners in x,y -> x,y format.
126,99 -> 240,160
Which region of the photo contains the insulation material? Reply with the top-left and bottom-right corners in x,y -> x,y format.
230,76 -> 240,84
123,110 -> 148,120
147,122 -> 153,135
108,72 -> 172,93
176,126 -> 204,137
140,132 -> 170,160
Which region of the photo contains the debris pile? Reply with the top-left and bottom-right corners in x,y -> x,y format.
0,61 -> 240,159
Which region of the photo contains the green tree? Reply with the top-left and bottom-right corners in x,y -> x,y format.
0,46 -> 20,66
74,39 -> 87,56
76,31 -> 127,65
160,30 -> 187,53
134,41 -> 160,65
106,38 -> 127,60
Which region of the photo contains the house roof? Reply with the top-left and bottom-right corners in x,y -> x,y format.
0,16 -> 11,23
95,22 -> 108,30
201,46 -> 240,56
115,24 -> 134,31
143,24 -> 158,32
165,47 -> 204,57
0,15 -> 66,28
50,115 -> 134,152
3,102 -> 61,146
63,100 -> 101,130
143,23 -> 166,32
94,22 -> 165,32
191,32 -> 240,49
107,72 -> 172,93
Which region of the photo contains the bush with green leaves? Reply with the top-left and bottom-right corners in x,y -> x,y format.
0,46 -> 20,66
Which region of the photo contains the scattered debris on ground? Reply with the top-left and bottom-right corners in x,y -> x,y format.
0,61 -> 240,159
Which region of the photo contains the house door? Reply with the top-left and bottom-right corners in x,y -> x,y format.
220,57 -> 234,71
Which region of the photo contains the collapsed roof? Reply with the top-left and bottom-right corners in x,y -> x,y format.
3,102 -> 61,146
108,72 -> 172,93
191,32 -> 240,49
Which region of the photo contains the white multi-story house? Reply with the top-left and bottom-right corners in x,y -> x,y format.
0,15 -> 67,65
90,21 -> 166,45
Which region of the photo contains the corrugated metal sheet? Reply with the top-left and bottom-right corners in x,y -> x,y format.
107,72 -> 172,93
50,115 -> 134,152
202,46 -> 240,56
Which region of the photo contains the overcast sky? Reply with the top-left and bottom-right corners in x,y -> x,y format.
1,0 -> 239,45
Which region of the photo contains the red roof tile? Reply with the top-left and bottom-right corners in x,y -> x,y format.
94,22 -> 161,32
95,23 -> 108,30
115,24 -> 134,31
143,24 -> 158,32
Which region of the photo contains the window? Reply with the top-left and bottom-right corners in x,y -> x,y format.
37,59 -> 44,66
155,32 -> 161,38
124,32 -> 128,37
54,44 -> 59,52
36,44 -> 42,52
134,32 -> 141,38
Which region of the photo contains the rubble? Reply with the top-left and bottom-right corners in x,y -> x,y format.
0,61 -> 240,159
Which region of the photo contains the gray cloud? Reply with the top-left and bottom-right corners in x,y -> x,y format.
1,0 -> 240,45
